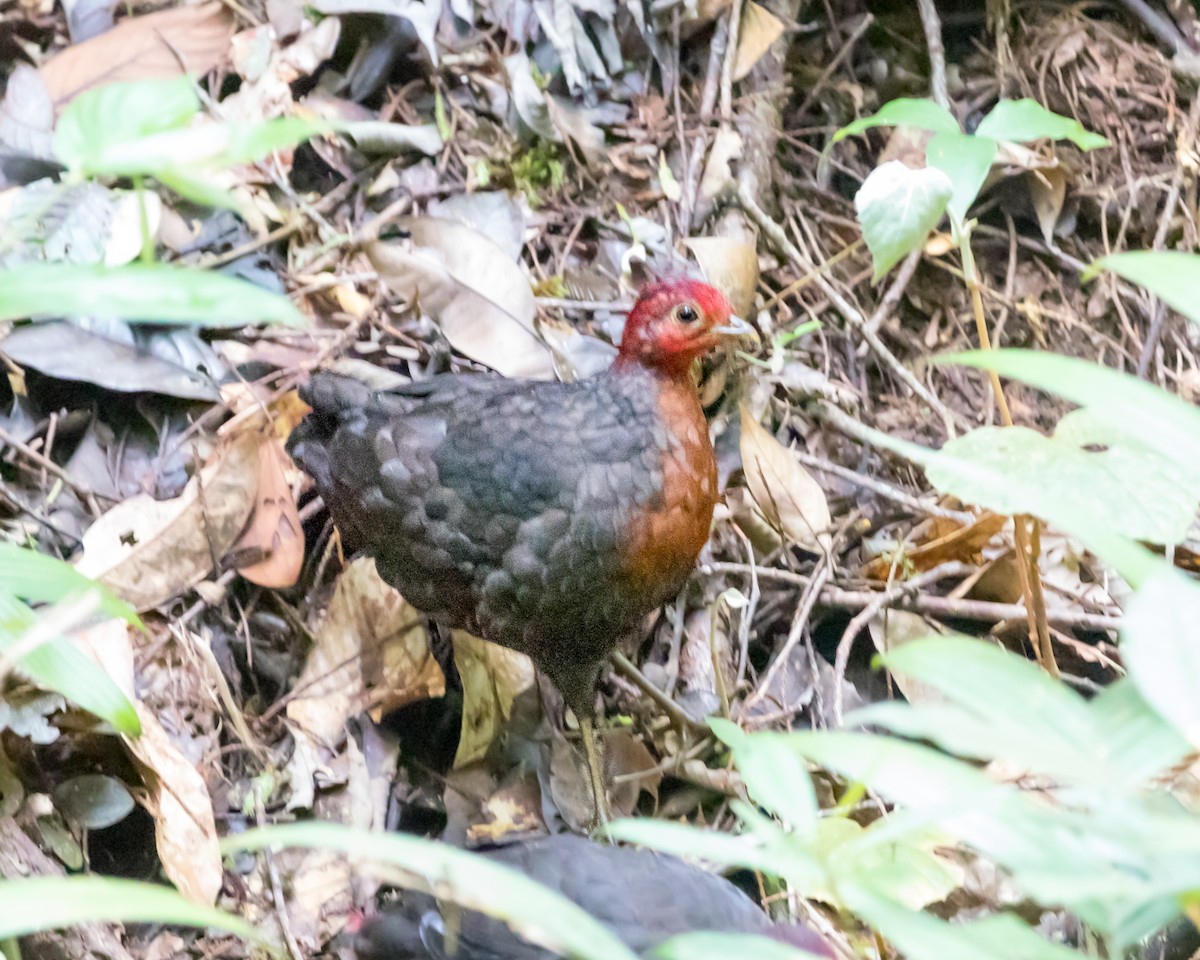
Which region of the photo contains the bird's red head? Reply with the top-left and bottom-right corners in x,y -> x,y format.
615,279 -> 753,377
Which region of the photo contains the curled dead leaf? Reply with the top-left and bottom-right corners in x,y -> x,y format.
40,3 -> 235,108
126,704 -> 222,905
733,1 -> 786,82
739,406 -> 832,553
367,218 -> 554,380
75,429 -> 260,610
234,437 -> 304,589
452,630 -> 536,768
685,235 -> 760,320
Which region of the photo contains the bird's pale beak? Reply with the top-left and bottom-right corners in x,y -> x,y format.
713,315 -> 757,339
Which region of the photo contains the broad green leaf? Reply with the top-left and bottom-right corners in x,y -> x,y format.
925,407 -> 1200,544
0,876 -> 258,940
926,131 -> 998,223
1088,679 -> 1190,783
818,819 -> 960,911
1087,251 -> 1200,329
154,169 -> 240,211
844,886 -> 1080,960
0,263 -> 306,328
0,543 -> 140,627
0,591 -> 140,735
710,718 -> 818,832
607,818 -> 823,890
855,161 -> 952,279
652,932 -> 826,960
974,98 -> 1110,151
853,637 -> 1115,784
84,116 -> 332,180
1121,573 -> 1200,746
832,98 -> 959,145
54,77 -> 199,173
225,822 -> 640,960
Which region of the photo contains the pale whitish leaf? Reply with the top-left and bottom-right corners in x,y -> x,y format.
653,933 -> 825,960
1089,679 -> 1190,783
923,408 -> 1200,545
226,822 -> 638,960
925,131 -> 998,224
343,121 -> 442,157
0,876 -> 257,940
832,98 -> 960,146
732,1 -> 785,81
739,407 -> 831,552
1121,573 -> 1200,747
1088,251 -> 1200,330
854,161 -> 952,279
367,218 -> 554,379
974,98 -> 1109,151
0,262 -> 305,327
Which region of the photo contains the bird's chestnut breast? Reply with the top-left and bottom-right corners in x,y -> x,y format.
616,376 -> 718,602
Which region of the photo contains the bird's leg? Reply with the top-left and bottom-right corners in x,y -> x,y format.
576,712 -> 612,832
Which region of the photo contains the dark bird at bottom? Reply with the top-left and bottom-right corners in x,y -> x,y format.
287,280 -> 751,821
353,834 -> 833,960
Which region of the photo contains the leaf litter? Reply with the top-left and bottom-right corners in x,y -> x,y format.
0,0 -> 1196,957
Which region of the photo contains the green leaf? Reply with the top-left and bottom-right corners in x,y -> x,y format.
606,818 -> 823,890
974,99 -> 1110,151
0,876 -> 258,940
0,592 -> 141,735
924,407 -> 1200,544
1089,679 -> 1191,783
1121,572 -> 1200,746
844,886 -> 1081,960
224,822 -> 640,960
854,637 -> 1114,783
710,719 -> 817,832
0,263 -> 306,328
855,161 -> 952,279
54,77 -> 200,174
832,98 -> 960,145
925,132 -> 998,224
154,169 -> 241,211
1087,251 -> 1200,329
0,544 -> 140,627
652,932 -> 826,960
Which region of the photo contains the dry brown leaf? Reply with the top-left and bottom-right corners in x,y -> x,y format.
234,438 -> 304,589
607,730 -> 661,816
1027,167 -> 1068,243
291,558 -> 444,745
685,236 -> 759,320
697,126 -> 742,205
126,704 -> 222,905
739,406 -> 832,553
74,429 -> 260,610
867,610 -> 948,706
368,219 -> 553,380
452,630 -> 536,768
861,512 -> 1007,581
733,1 -> 785,81
39,3 -> 235,108
466,777 -> 545,844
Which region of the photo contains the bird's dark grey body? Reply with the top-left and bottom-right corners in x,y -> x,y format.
288,367 -> 715,709
354,835 -> 783,960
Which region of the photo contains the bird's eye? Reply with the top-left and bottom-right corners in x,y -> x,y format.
674,304 -> 700,324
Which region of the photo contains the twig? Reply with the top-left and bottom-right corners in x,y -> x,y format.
790,448 -> 975,523
831,562 -> 972,724
0,425 -> 106,515
682,16 -> 728,230
1137,92 -> 1200,378
703,561 -> 1121,632
719,0 -> 745,122
915,0 -> 951,110
1118,0 -> 1196,56
793,13 -> 875,121
862,247 -> 922,338
737,185 -> 968,434
611,651 -> 709,735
